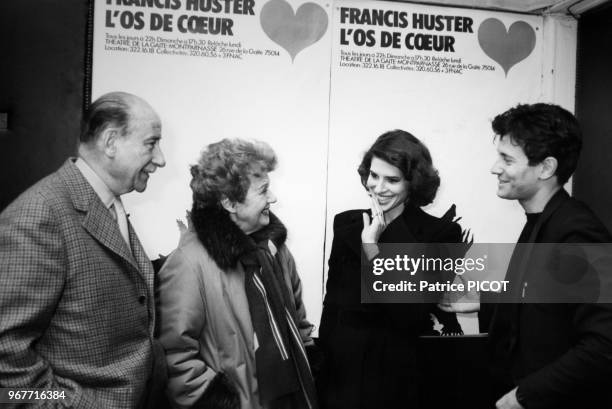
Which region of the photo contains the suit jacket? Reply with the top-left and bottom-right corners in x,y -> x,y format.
0,159 -> 156,408
488,189 -> 612,409
318,205 -> 462,409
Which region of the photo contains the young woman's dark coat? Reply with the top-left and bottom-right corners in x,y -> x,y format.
318,204 -> 462,409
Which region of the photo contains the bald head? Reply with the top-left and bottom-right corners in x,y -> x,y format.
79,92 -> 165,195
80,92 -> 158,144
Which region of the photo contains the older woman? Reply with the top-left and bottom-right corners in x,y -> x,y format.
158,139 -> 317,409
318,130 -> 464,409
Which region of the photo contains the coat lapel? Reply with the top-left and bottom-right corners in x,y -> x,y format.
58,159 -> 144,275
129,220 -> 155,289
335,212 -> 366,257
512,189 -> 569,293
384,205 -> 419,243
494,189 -> 569,351
82,200 -> 141,272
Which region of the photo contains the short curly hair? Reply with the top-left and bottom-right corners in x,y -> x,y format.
190,138 -> 277,208
357,130 -> 440,207
492,103 -> 582,185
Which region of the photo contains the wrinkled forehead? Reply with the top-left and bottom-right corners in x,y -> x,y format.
247,170 -> 270,186
129,97 -> 161,125
248,160 -> 272,178
126,110 -> 162,135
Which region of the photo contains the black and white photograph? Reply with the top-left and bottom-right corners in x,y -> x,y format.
1,0 -> 612,408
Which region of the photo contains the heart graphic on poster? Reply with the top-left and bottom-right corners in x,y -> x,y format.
260,0 -> 328,62
478,18 -> 536,76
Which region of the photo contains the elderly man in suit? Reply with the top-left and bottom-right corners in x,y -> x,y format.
488,103 -> 612,409
0,92 -> 166,408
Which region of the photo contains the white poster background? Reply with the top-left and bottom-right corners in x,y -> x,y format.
92,0 -> 332,326
327,1 -> 548,333
328,0 -> 545,243
92,0 -> 577,333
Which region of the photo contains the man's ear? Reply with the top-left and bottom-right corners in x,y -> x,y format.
220,197 -> 237,214
539,156 -> 558,180
100,127 -> 120,157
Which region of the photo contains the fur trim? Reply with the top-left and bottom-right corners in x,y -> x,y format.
190,204 -> 287,270
194,372 -> 240,409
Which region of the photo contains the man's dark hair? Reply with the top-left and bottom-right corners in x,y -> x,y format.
492,103 -> 582,185
80,92 -> 133,143
358,129 -> 440,207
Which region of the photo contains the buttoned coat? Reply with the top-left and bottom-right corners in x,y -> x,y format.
0,159 -> 156,408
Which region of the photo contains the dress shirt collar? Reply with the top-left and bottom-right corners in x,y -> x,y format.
75,157 -> 116,209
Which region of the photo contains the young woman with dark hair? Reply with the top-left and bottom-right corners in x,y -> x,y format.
318,129 -> 465,409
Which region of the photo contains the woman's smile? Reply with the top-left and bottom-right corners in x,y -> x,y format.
366,157 -> 409,217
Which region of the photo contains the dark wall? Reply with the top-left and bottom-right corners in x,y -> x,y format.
574,3 -> 612,233
0,0 -> 89,210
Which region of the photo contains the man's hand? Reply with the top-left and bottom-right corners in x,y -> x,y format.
496,387 -> 525,409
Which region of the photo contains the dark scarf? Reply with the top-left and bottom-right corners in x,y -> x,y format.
190,203 -> 287,270
191,204 -> 317,409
